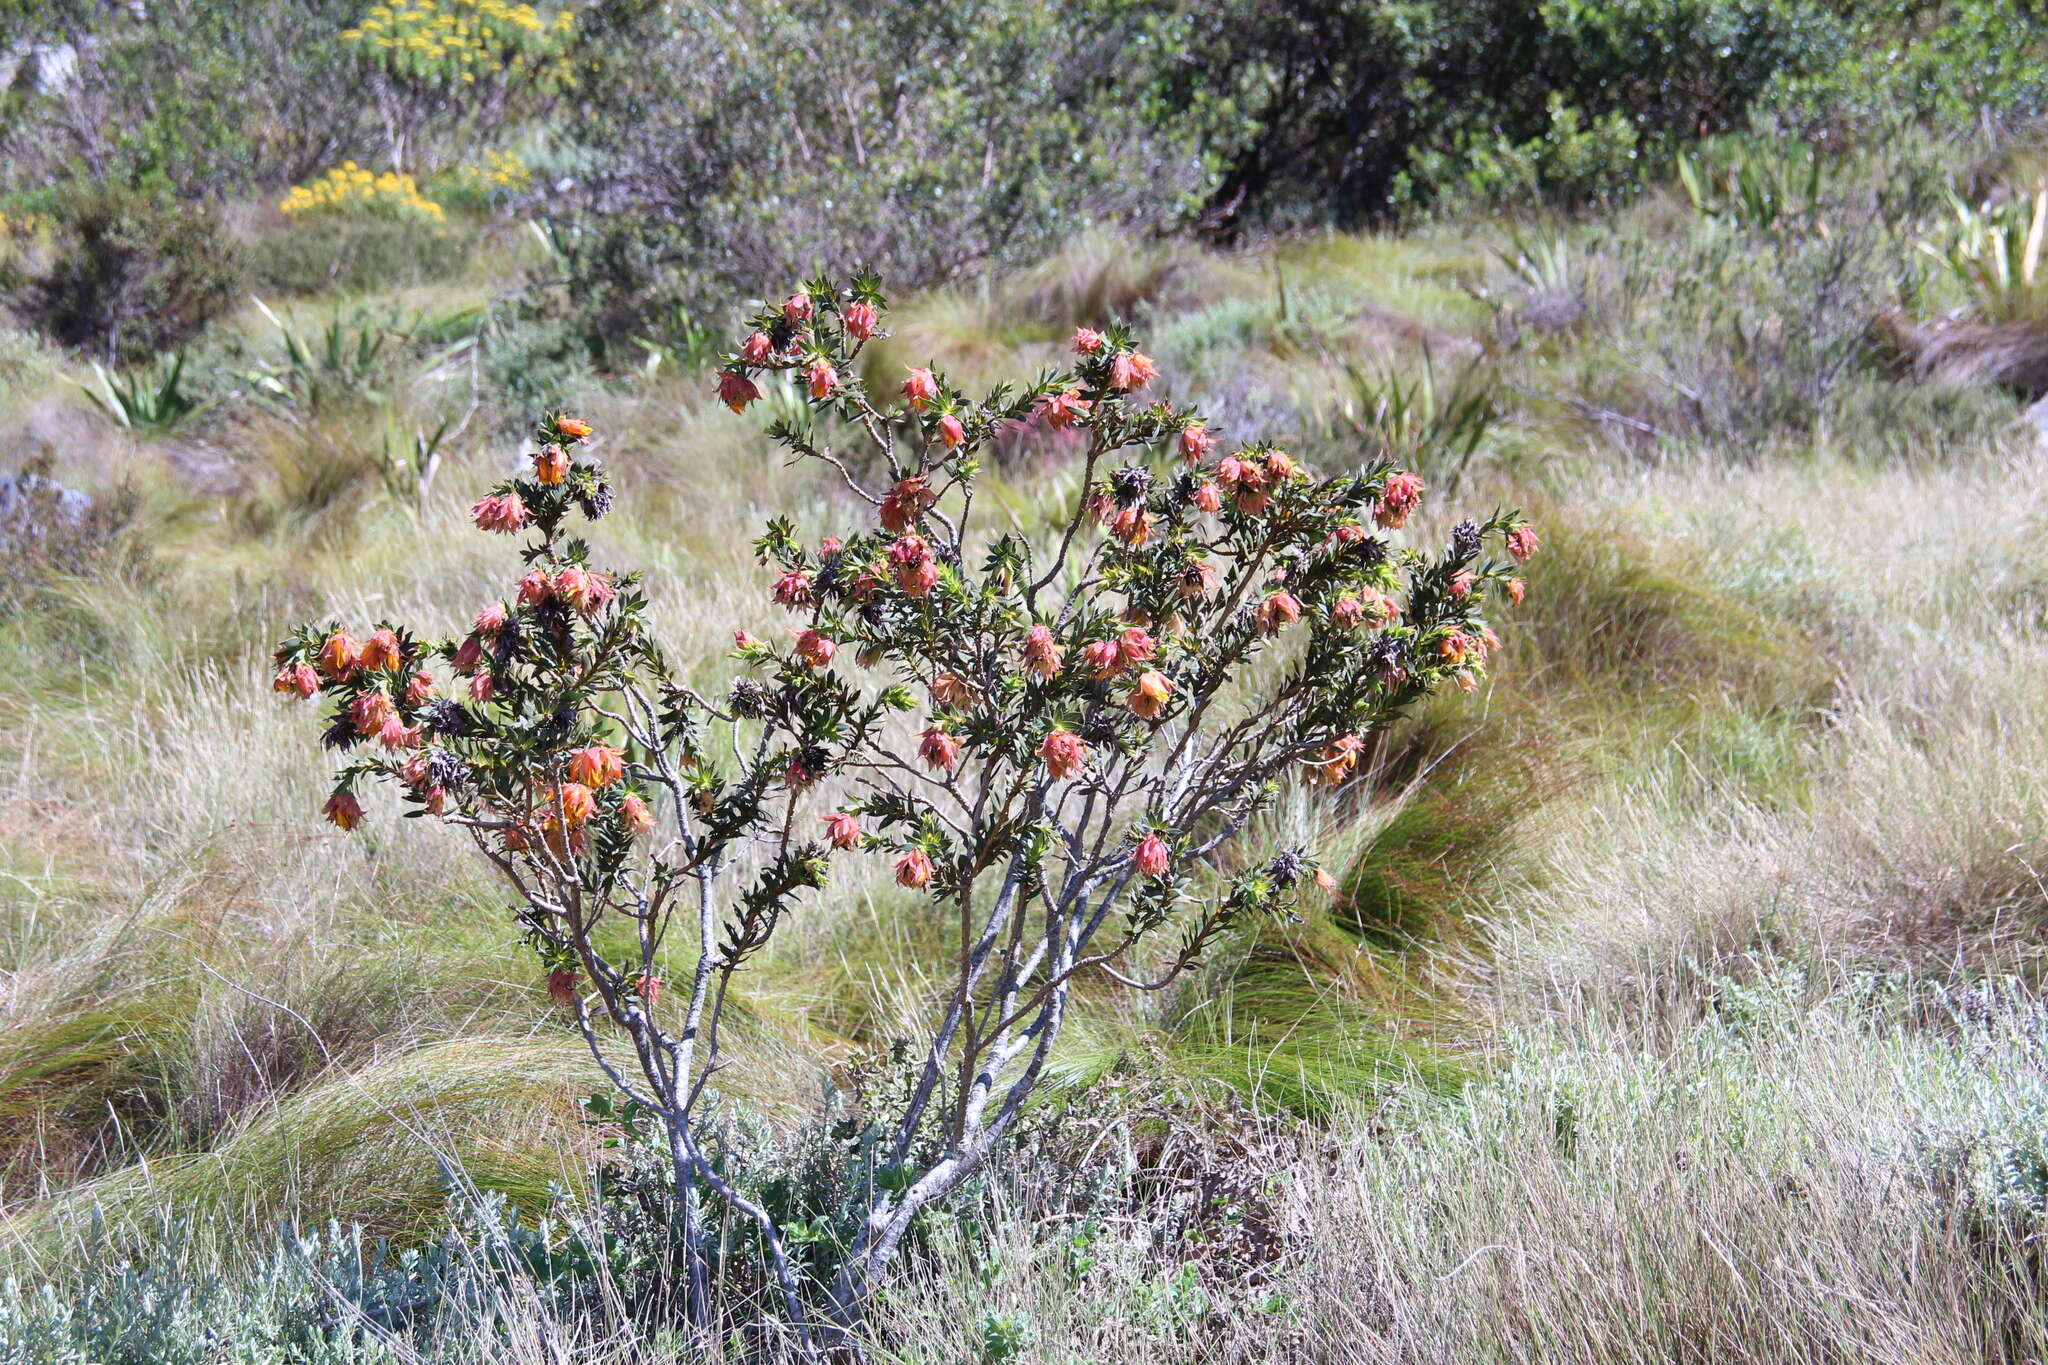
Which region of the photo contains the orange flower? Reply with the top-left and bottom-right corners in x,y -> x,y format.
880,475 -> 935,533
516,568 -> 553,606
794,629 -> 837,667
358,628 -> 403,672
549,781 -> 597,828
1040,728 -> 1088,779
890,535 -> 939,597
533,446 -> 570,484
1315,734 -> 1363,788
1375,472 -> 1425,529
405,672 -> 434,706
273,663 -> 319,698
556,417 -> 593,441
1505,526 -> 1539,563
323,791 -> 363,830
937,414 -> 966,449
843,300 -> 879,340
740,331 -> 773,363
807,359 -> 838,399
568,745 -> 625,789
1191,480 -> 1222,513
636,973 -> 664,1006
1082,639 -> 1124,678
350,691 -> 395,735
1072,327 -> 1105,354
318,631 -> 359,679
1256,591 -> 1302,636
1107,350 -> 1158,391
931,673 -> 976,709
894,849 -> 934,889
1179,424 -> 1214,464
902,367 -> 939,410
1128,670 -> 1173,719
1507,578 -> 1527,606
621,794 -> 655,838
556,567 -> 614,616
1035,388 -> 1091,429
377,718 -> 421,751
821,810 -> 863,850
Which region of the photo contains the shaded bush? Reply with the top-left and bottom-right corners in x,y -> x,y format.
6,185 -> 240,365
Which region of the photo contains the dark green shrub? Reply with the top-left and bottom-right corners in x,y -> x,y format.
554,0 -> 1213,335
7,185 -> 241,365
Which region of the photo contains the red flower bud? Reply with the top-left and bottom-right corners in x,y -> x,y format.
471,492 -> 529,534
894,849 -> 934,888
773,569 -> 815,610
1108,351 -> 1158,391
902,367 -> 940,410
273,663 -> 320,698
1375,472 -> 1425,529
547,968 -> 580,1007
323,791 -> 363,830
1134,831 -> 1170,878
1021,623 -> 1062,678
719,370 -> 761,413
919,727 -> 961,771
1040,728 -> 1088,779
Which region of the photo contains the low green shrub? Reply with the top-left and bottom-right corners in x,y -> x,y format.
4,184 -> 241,365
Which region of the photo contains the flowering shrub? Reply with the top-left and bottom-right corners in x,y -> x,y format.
432,149 -> 535,209
279,163 -> 446,223
275,275 -> 1533,1344
342,0 -> 575,169
342,0 -> 576,88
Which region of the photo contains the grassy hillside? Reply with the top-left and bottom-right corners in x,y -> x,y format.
7,109 -> 2048,1359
